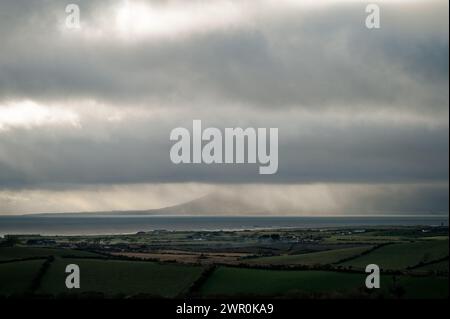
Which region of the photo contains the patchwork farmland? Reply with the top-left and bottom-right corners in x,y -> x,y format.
0,226 -> 448,299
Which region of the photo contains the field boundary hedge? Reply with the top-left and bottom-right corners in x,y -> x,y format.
408,255 -> 449,271
0,256 -> 49,264
30,256 -> 54,293
333,243 -> 392,265
182,265 -> 217,298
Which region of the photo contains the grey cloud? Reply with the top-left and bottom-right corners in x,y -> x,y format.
0,112 -> 447,187
0,0 -> 448,113
0,0 -> 448,215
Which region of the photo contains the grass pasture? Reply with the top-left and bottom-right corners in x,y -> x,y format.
39,258 -> 205,297
0,260 -> 45,295
0,246 -> 102,261
246,246 -> 371,266
415,260 -> 449,274
200,267 -> 367,296
393,276 -> 449,299
199,267 -> 448,299
339,240 -> 449,270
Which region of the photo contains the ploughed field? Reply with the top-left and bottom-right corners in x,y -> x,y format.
0,226 -> 448,298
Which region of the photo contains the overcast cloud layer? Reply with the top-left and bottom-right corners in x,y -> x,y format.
0,0 -> 448,215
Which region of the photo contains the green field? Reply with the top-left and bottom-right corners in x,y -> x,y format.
393,276 -> 449,299
0,246 -> 101,261
0,228 -> 447,299
0,260 -> 45,295
247,246 -> 371,266
199,267 -> 448,299
339,240 -> 449,270
415,260 -> 449,273
200,267 -> 367,296
39,258 -> 205,297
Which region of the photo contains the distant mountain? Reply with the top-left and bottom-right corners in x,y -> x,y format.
30,193 -> 267,217
154,193 -> 265,215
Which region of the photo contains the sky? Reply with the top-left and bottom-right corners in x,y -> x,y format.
0,0 -> 448,215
